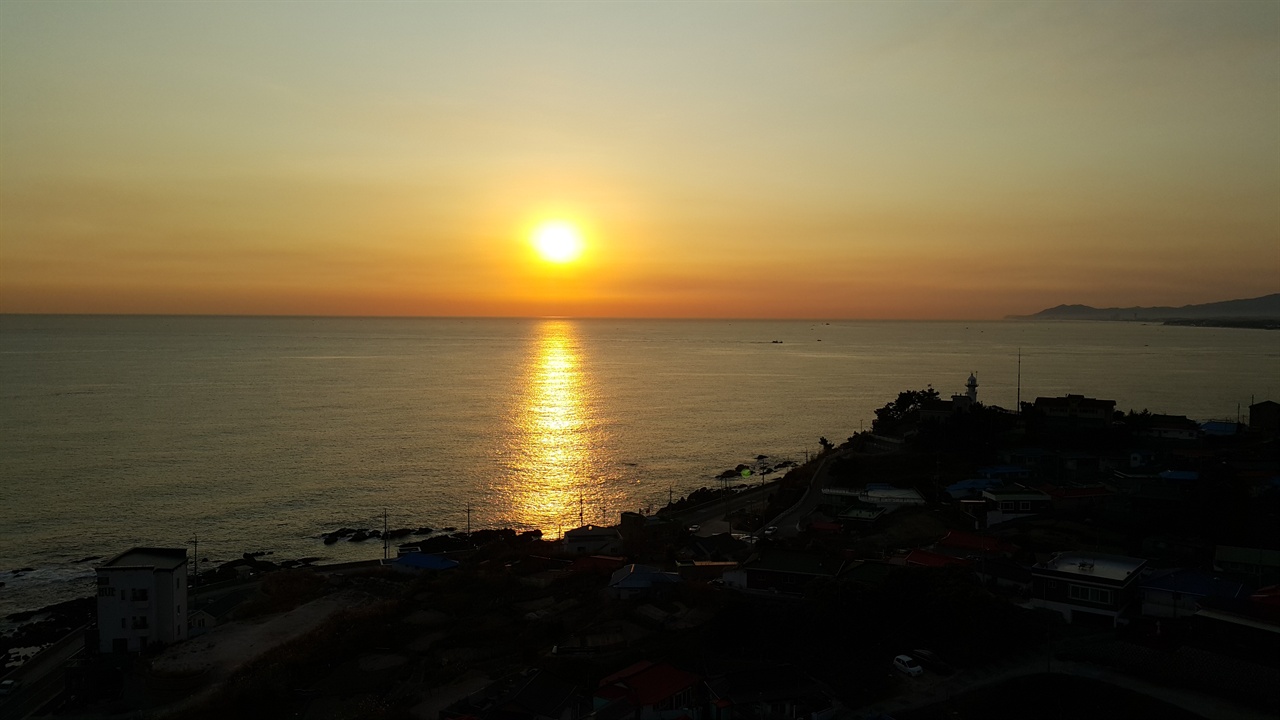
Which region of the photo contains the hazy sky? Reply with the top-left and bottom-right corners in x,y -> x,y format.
2,1 -> 1277,318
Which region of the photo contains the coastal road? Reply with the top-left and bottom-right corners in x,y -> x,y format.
762,450 -> 841,537
851,645 -> 1275,720
0,626 -> 85,720
762,440 -> 902,538
673,480 -> 779,537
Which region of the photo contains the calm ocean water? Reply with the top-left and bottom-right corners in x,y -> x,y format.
1,315 -> 1277,617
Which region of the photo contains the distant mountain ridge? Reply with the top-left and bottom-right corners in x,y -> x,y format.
1009,293 -> 1280,322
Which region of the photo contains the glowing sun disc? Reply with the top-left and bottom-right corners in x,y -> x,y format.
532,222 -> 584,263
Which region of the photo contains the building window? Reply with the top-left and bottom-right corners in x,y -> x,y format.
98,587 -> 115,597
132,616 -> 149,629
121,619 -> 126,629
1068,585 -> 1112,605
131,588 -> 149,601
1019,501 -> 1031,511
1000,501 -> 1014,511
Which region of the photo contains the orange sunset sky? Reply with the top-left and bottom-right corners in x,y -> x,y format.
1,2 -> 1277,319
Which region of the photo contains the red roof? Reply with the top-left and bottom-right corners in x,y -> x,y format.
598,661 -> 701,707
938,530 -> 1014,554
906,549 -> 972,568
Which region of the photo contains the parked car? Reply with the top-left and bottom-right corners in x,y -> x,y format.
892,654 -> 923,677
687,524 -> 700,533
763,526 -> 778,537
911,648 -> 955,675
0,679 -> 17,695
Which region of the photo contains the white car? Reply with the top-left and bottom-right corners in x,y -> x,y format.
687,525 -> 700,533
762,526 -> 778,537
893,655 -> 923,677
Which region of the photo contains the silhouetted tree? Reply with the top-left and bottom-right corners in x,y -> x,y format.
871,386 -> 940,435
819,436 -> 834,452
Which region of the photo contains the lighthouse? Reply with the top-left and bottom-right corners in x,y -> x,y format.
966,373 -> 978,404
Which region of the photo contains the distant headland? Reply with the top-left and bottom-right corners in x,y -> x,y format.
1008,293 -> 1280,329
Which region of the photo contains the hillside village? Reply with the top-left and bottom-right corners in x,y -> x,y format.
3,383 -> 1279,720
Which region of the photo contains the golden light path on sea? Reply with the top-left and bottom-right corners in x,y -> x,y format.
508,320 -> 598,536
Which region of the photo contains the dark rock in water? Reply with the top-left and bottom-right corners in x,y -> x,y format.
349,530 -> 371,542
716,469 -> 738,479
387,528 -> 413,539
756,455 -> 769,460
70,556 -> 102,564
467,528 -> 517,545
11,568 -> 35,575
441,527 -> 457,533
369,529 -> 382,538
405,534 -> 472,553
297,557 -> 320,565
413,527 -> 434,535
323,534 -> 340,545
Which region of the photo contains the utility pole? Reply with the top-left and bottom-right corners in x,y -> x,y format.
1017,347 -> 1022,411
465,504 -> 472,535
188,534 -> 199,595
383,509 -> 389,560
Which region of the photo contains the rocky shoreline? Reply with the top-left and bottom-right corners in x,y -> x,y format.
2,469 -> 765,672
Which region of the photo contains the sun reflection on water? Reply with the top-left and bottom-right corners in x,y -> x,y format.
504,320 -> 605,534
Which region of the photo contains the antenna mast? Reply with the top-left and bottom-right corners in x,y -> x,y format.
1016,347 -> 1022,411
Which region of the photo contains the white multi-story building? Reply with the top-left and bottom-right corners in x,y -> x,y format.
96,547 -> 188,653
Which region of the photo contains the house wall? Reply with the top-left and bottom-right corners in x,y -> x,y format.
96,565 -> 187,653
1031,573 -> 1135,625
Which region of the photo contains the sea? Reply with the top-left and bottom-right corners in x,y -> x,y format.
1,315 -> 1277,619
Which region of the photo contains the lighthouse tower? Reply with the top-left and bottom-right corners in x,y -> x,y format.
966,373 -> 979,404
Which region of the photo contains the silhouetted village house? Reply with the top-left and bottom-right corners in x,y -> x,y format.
95,547 -> 188,653
36,384 -> 1280,718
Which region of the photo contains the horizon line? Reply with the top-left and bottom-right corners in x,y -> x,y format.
0,311 -> 1057,323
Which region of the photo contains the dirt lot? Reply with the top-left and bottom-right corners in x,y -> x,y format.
152,589 -> 370,680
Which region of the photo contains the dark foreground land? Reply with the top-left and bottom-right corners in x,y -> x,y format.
896,673 -> 1208,720
5,387 -> 1279,720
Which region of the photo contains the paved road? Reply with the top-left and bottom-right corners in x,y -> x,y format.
0,626 -> 85,720
851,645 -> 1274,720
671,479 -> 780,536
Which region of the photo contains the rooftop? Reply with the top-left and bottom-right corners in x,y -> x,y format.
99,547 -> 187,571
598,661 -> 700,706
1036,552 -> 1146,582
1140,569 -> 1249,599
983,488 -> 1050,500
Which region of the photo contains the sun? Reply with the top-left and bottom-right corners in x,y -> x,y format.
531,221 -> 584,264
